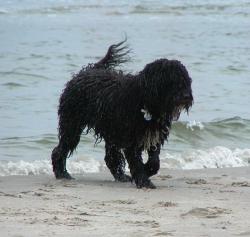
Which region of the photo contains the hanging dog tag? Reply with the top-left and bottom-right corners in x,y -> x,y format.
141,108 -> 152,121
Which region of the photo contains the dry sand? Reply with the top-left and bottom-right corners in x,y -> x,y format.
0,167 -> 250,237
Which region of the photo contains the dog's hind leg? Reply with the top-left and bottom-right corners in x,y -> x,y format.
51,123 -> 82,179
51,142 -> 73,179
144,144 -> 160,177
104,143 -> 131,182
124,147 -> 156,189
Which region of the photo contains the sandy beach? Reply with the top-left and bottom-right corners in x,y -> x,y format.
1,167 -> 250,237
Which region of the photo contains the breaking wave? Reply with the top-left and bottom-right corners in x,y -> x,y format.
0,146 -> 249,176
0,157 -> 100,176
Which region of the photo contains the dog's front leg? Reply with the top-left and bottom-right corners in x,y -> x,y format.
124,147 -> 156,189
144,144 -> 160,177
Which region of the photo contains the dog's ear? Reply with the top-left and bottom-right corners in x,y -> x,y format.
94,39 -> 131,69
138,60 -> 166,118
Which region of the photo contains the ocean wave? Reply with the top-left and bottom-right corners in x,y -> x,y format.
169,117 -> 250,152
2,82 -> 26,88
161,146 -> 250,170
0,8 -> 8,14
3,4 -> 126,15
130,2 -> 250,15
0,146 -> 249,176
0,71 -> 49,80
0,157 -> 100,176
1,117 -> 250,161
3,1 -> 250,16
174,116 -> 250,131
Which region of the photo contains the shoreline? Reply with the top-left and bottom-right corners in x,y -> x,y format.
1,167 -> 250,236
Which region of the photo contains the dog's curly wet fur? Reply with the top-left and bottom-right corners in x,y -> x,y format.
51,40 -> 193,188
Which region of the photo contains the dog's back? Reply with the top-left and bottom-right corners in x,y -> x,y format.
57,41 -> 133,150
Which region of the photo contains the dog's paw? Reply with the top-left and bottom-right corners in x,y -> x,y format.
55,170 -> 74,180
115,174 -> 132,183
144,161 -> 160,177
138,180 -> 156,189
134,174 -> 156,189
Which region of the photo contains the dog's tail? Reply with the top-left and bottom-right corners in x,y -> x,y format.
94,39 -> 130,69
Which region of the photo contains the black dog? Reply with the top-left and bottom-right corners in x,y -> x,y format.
51,40 -> 193,188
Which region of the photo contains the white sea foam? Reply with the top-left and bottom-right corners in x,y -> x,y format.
186,120 -> 204,131
0,147 -> 249,176
161,146 -> 250,169
0,157 -> 100,176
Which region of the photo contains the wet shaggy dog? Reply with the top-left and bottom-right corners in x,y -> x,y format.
51,40 -> 193,188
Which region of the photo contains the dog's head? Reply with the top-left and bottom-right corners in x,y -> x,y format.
139,59 -> 193,121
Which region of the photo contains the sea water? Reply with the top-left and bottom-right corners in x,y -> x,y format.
0,0 -> 250,175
